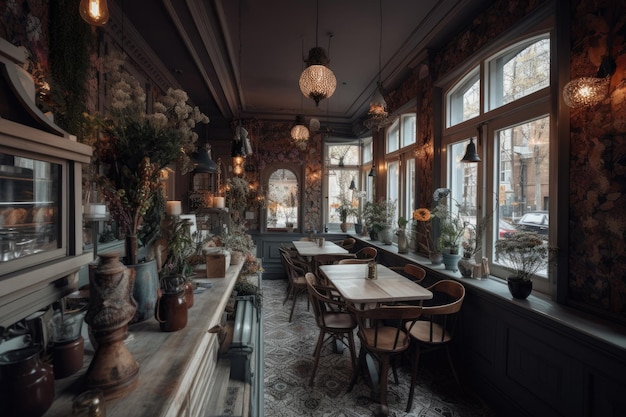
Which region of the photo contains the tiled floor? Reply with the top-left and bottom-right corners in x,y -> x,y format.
262,279 -> 496,417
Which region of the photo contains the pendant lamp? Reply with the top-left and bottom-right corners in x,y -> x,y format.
299,0 -> 336,106
79,0 -> 109,26
364,0 -> 391,131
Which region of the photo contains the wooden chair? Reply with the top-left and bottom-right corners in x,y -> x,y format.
313,253 -> 356,283
338,237 -> 356,251
305,273 -> 357,386
280,251 -> 309,322
405,280 -> 465,412
337,258 -> 371,264
355,246 -> 378,260
389,264 -> 427,284
347,303 -> 423,412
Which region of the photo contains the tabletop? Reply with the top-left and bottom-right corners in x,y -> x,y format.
292,240 -> 348,257
319,263 -> 433,304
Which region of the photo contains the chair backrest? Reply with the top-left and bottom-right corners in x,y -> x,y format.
305,272 -> 346,327
355,247 -> 378,260
348,303 -> 423,353
398,264 -> 426,283
337,258 -> 371,264
281,251 -> 306,283
341,238 -> 356,251
420,280 -> 465,342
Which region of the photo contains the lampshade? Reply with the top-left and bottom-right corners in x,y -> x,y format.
79,0 -> 109,26
368,165 -> 377,177
231,137 -> 246,158
191,144 -> 217,173
460,138 -> 481,163
299,47 -> 337,106
562,76 -> 610,108
364,84 -> 392,131
290,115 -> 310,141
349,178 -> 357,190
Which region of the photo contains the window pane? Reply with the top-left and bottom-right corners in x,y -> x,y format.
363,140 -> 373,163
328,145 -> 359,166
448,68 -> 480,127
404,158 -> 415,217
387,121 -> 399,153
267,169 -> 298,229
495,115 -> 550,278
489,37 -> 550,109
386,161 -> 399,223
448,140 -> 478,226
401,115 -> 416,147
328,168 -> 359,223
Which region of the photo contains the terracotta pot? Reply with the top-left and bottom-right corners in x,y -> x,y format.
429,251 -> 443,265
340,222 -> 349,232
0,345 -> 55,417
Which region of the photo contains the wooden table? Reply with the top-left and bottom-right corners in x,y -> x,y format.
292,239 -> 348,257
319,263 -> 433,304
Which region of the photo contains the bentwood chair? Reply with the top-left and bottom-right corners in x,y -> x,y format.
347,303 -> 423,413
355,247 -> 378,261
405,280 -> 465,412
338,237 -> 356,251
389,264 -> 427,284
337,258 -> 372,264
313,253 -> 357,284
305,272 -> 357,386
280,251 -> 309,322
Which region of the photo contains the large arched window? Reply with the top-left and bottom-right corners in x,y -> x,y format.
439,13 -> 556,295
265,167 -> 300,231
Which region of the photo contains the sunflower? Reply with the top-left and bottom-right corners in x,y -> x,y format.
413,208 -> 431,222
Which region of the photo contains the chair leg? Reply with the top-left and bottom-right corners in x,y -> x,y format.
289,290 -> 298,322
406,344 -> 422,413
446,345 -> 461,385
378,356 -> 390,408
346,331 -> 357,374
348,345 -> 366,392
309,329 -> 326,386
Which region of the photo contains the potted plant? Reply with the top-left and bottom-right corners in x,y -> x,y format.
431,188 -> 466,271
363,199 -> 396,243
336,192 -> 357,232
411,207 -> 442,265
87,52 -> 209,321
353,191 -> 367,235
396,216 -> 409,253
495,231 -> 548,299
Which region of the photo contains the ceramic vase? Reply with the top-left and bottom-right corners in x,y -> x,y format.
379,225 -> 394,245
457,255 -> 475,278
128,258 -> 160,323
396,229 -> 409,254
0,345 -> 55,417
429,251 -> 443,265
441,250 -> 461,272
85,252 -> 139,399
155,287 -> 188,332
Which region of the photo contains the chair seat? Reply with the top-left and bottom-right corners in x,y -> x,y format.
292,275 -> 307,286
361,327 -> 410,352
407,321 -> 451,344
322,312 -> 356,330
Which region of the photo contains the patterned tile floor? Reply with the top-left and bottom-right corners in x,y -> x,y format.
263,279 -> 496,417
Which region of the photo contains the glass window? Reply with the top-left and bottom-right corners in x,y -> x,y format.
488,37 -> 550,110
404,158 -> 416,217
362,138 -> 373,163
401,115 -> 416,147
386,121 -> 399,153
266,169 -> 298,229
442,26 -> 554,294
447,68 -> 480,127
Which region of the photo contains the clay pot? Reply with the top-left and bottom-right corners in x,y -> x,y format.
155,288 -> 188,332
0,345 -> 55,417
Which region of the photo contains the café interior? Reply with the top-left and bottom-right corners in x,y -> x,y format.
0,1 -> 625,417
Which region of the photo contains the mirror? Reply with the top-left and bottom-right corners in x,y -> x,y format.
264,167 -> 301,232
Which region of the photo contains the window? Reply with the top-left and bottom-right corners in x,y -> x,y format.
325,143 -> 361,232
384,113 -> 417,227
266,168 -> 299,229
441,27 -> 554,294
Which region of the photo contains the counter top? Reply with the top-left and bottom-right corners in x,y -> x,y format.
44,261 -> 243,417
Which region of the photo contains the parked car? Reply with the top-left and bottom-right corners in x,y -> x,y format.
499,219 -> 516,238
516,211 -> 549,234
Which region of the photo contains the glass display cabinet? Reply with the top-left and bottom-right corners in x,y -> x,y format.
0,38 -> 92,329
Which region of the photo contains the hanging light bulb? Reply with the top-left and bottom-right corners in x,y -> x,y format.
79,0 -> 109,26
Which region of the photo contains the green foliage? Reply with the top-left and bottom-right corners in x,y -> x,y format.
363,199 -> 397,232
495,232 -> 548,281
160,217 -> 195,281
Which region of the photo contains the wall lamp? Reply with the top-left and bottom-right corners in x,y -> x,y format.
79,0 -> 109,26
563,56 -> 616,108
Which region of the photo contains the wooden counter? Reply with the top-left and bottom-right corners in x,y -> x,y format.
44,261 -> 243,417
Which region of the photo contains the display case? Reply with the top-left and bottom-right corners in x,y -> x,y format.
0,38 -> 92,328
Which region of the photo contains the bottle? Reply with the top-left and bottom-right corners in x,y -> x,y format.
367,262 -> 377,280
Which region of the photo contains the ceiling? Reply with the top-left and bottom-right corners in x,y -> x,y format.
111,0 -> 492,140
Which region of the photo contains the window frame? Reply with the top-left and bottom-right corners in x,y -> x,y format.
437,12 -> 558,296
